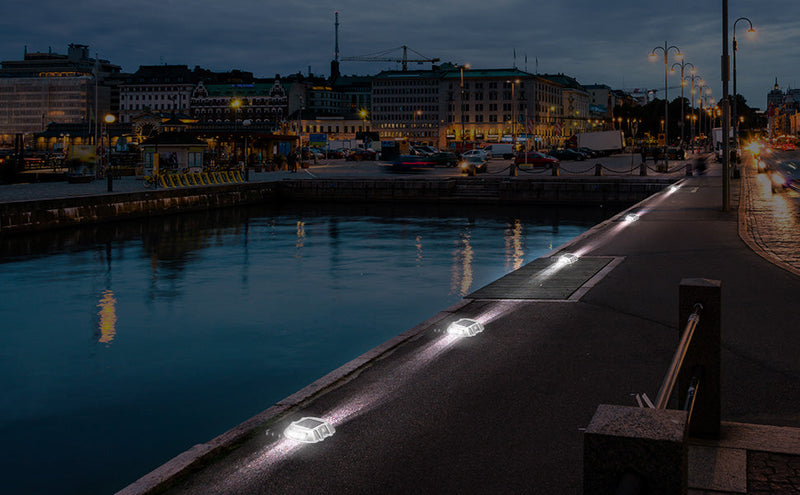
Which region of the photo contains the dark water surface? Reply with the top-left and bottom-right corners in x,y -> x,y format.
0,202 -> 621,494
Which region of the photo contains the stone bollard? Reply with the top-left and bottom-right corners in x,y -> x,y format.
584,405 -> 688,494
639,163 -> 647,176
551,163 -> 559,176
685,163 -> 693,176
595,163 -> 602,176
509,162 -> 517,177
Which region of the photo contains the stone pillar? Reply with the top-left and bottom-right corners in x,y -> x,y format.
584,405 -> 688,494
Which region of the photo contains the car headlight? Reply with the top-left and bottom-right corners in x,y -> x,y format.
771,172 -> 786,186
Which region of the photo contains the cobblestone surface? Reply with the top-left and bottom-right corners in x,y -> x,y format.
748,451 -> 800,494
741,156 -> 800,276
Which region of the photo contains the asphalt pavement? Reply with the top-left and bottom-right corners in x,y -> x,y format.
112,153 -> 800,494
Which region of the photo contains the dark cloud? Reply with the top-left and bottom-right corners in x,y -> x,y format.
1,0 -> 797,108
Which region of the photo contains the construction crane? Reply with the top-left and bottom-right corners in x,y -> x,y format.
342,45 -> 440,71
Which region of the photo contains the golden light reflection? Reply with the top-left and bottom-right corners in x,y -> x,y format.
97,289 -> 117,345
295,221 -> 305,254
450,231 -> 474,297
504,219 -> 524,271
415,235 -> 423,267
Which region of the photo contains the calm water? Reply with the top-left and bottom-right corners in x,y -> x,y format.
0,202 -> 619,494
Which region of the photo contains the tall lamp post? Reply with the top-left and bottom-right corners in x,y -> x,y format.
458,63 -> 470,154
649,42 -> 682,171
104,114 -> 115,192
670,60 -> 695,148
732,17 -> 755,150
507,78 -> 521,176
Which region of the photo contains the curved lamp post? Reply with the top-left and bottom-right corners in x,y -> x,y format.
649,42 -> 682,171
732,17 -> 755,148
670,60 -> 695,148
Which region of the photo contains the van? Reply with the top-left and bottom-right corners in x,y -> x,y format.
482,144 -> 514,159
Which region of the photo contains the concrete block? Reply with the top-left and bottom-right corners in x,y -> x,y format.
584,404 -> 688,494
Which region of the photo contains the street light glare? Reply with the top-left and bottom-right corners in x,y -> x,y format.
648,52 -> 658,62
746,27 -> 756,39
674,52 -> 684,62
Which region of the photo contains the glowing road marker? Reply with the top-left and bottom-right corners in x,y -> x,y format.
283,417 -> 335,443
446,318 -> 485,337
624,213 -> 640,223
557,252 -> 579,265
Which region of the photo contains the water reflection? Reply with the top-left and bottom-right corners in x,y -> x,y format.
97,289 -> 117,345
415,235 -> 424,267
505,219 -> 524,272
450,230 -> 474,297
296,221 -> 306,256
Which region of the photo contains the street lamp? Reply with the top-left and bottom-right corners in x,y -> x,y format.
649,42 -> 682,171
231,98 -> 242,169
732,17 -> 755,149
459,63 -> 470,154
104,113 -> 115,192
670,60 -> 695,148
507,78 -> 521,176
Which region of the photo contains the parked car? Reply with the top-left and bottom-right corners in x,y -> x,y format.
769,160 -> 800,193
345,149 -> 377,161
390,154 -> 437,170
572,147 -> 600,158
459,155 -> 488,175
429,152 -> 458,167
461,149 -> 492,160
645,146 -> 685,160
548,148 -> 586,161
410,145 -> 439,156
324,149 -> 345,159
515,151 -> 559,168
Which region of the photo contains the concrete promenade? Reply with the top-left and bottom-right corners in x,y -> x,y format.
104,153 -> 800,494
5,153 -> 799,493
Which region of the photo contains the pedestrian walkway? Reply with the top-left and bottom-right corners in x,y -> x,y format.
116,154 -> 800,494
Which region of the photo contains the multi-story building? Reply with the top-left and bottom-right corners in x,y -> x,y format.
118,65 -> 196,124
370,65 -> 583,150
538,75 -> 590,138
0,44 -> 120,144
190,79 -> 288,127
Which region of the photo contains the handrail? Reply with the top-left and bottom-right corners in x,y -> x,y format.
655,303 -> 703,409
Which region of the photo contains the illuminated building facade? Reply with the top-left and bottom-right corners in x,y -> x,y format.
0,44 -> 120,144
118,65 -> 196,124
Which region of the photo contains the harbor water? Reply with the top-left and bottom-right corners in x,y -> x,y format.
0,202 -> 621,494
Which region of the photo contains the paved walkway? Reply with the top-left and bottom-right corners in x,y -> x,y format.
109,152 -> 800,494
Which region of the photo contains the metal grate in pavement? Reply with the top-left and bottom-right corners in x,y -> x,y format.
466,256 -> 617,301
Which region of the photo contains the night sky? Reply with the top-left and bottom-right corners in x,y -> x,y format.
2,0 -> 797,109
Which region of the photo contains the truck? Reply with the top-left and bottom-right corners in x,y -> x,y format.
482,143 -> 514,159
567,130 -> 624,155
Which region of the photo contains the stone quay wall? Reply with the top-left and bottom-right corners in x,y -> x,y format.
0,177 -> 676,234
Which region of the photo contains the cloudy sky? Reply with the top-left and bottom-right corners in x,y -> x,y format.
2,0 -> 798,110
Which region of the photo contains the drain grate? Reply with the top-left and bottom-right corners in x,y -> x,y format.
466,256 -> 617,301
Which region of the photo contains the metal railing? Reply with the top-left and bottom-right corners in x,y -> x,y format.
584,278 -> 721,495
655,302 -> 703,410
